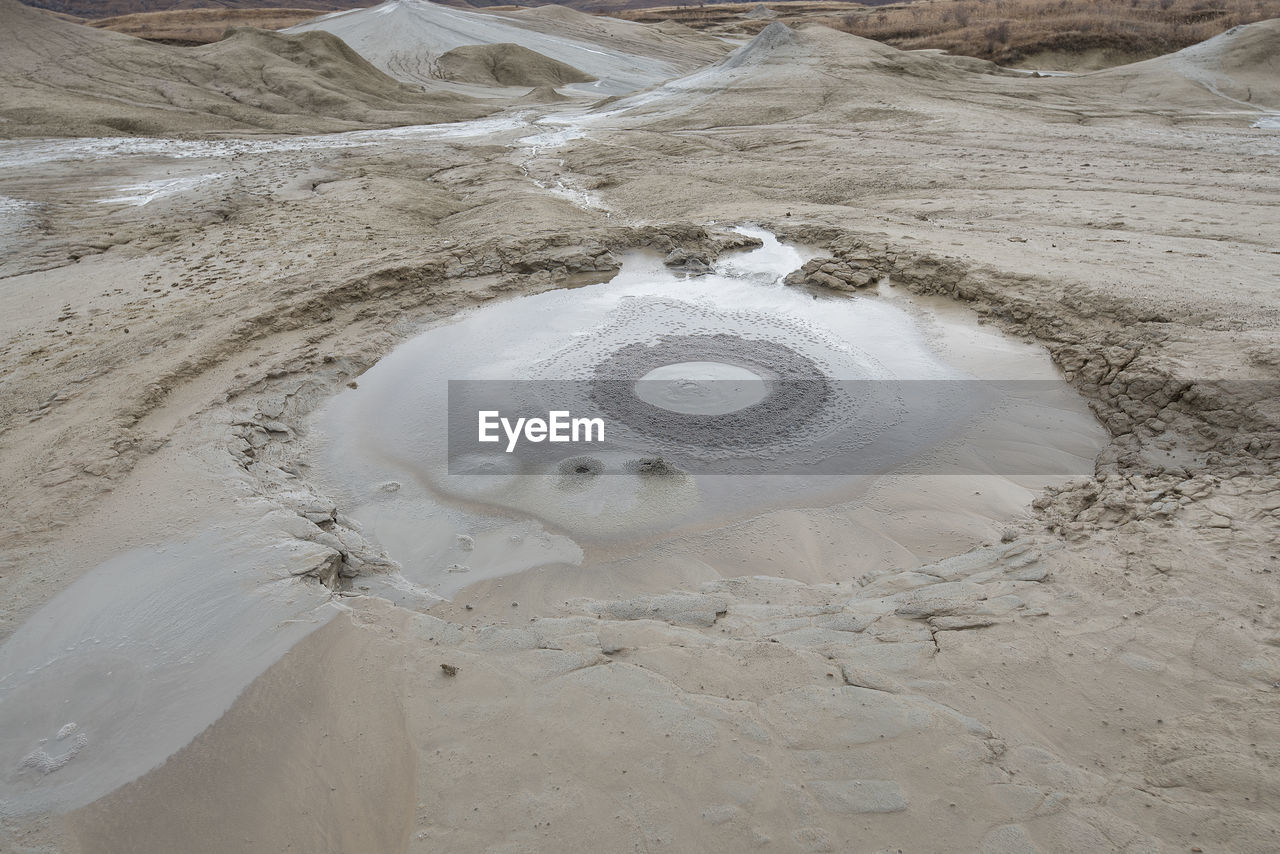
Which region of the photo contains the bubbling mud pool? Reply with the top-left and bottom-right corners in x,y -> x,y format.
310,228 -> 1108,598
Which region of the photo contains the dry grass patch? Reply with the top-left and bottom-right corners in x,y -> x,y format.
616,1 -> 858,28
832,0 -> 1280,66
91,8 -> 327,44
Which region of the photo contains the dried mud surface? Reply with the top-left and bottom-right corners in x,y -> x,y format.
1,13 -> 1278,854
0,0 -> 493,138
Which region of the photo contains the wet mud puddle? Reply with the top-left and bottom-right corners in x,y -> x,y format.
309,228 -> 1107,599
0,229 -> 1105,812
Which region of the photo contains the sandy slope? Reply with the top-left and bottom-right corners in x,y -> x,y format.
610,18 -> 1280,130
286,0 -> 729,94
0,15 -> 1278,854
437,42 -> 597,87
0,0 -> 492,138
1085,19 -> 1280,118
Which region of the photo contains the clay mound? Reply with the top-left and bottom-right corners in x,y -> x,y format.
606,22 -> 1045,130
1084,19 -> 1280,115
437,43 -> 596,87
503,2 -> 730,71
1164,18 -> 1280,86
608,18 -> 1279,133
287,0 -> 727,95
911,48 -> 1015,77
0,0 -> 490,138
518,84 -> 570,103
720,21 -> 804,69
710,21 -> 1019,81
743,4 -> 777,20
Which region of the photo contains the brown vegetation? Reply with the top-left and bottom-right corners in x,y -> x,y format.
618,1 -> 853,25
615,1 -> 859,32
832,0 -> 1280,66
90,8 -> 325,44
18,0 -> 377,20
617,0 -> 1278,68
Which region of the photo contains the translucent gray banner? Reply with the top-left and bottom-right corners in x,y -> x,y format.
445,379 -> 1125,476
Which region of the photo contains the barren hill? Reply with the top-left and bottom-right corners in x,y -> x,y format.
285,0 -> 729,94
1084,19 -> 1280,114
606,18 -> 1280,131
0,0 -> 491,137
607,21 -> 1026,129
436,43 -> 597,87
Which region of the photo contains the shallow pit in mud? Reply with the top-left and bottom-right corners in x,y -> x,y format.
308,227 -> 1107,600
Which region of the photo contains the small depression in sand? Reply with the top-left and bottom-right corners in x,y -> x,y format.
310,228 -> 1108,601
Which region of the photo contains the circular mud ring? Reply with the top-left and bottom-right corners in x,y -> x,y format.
558,456 -> 605,477
556,455 -> 607,491
590,333 -> 829,449
623,456 -> 687,478
514,295 -> 916,468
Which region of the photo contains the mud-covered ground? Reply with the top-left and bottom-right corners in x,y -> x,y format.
1,18 -> 1278,854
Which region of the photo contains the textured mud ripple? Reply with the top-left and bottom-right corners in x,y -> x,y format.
591,333 -> 829,449
519,296 -> 911,467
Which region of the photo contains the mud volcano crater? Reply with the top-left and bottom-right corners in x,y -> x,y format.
309,227 -> 1107,586
591,333 -> 829,449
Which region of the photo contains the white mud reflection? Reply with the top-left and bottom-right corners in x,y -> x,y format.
0,114 -> 533,170
2,108 -> 612,211
96,173 -> 227,206
310,227 -> 1106,598
0,196 -> 37,254
0,528 -> 337,816
514,117 -> 606,211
